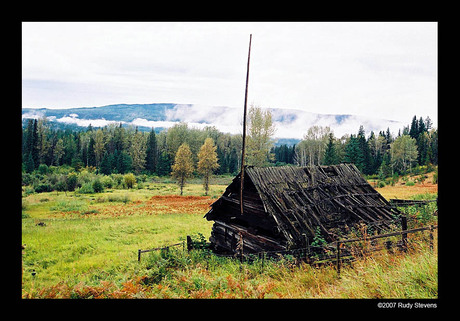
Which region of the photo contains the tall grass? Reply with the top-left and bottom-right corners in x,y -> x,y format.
24,234 -> 437,299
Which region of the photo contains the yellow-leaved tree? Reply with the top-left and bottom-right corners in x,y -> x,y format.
197,138 -> 220,195
171,143 -> 194,195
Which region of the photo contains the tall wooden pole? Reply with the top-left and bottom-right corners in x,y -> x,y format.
240,34 -> 252,215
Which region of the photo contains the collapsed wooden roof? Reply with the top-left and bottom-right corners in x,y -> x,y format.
205,164 -> 400,254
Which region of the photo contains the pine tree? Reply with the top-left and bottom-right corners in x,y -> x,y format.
344,135 -> 364,172
87,135 -> 96,167
357,126 -> 372,174
409,115 -> 419,139
94,129 -> 105,169
100,152 -> 113,175
323,133 -> 338,165
145,129 -> 158,174
171,143 -> 194,195
116,151 -> 132,174
24,152 -> 35,173
197,138 -> 219,195
156,150 -> 171,176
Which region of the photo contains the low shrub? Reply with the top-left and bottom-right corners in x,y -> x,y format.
92,178 -> 104,193
78,182 -> 94,194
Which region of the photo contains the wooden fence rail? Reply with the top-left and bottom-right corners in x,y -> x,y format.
137,241 -> 185,262
137,223 -> 437,278
334,224 -> 437,277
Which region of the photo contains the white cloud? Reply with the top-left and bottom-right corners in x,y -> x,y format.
56,116 -> 121,128
22,110 -> 45,119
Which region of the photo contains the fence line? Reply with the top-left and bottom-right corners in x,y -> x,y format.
137,223 -> 437,268
137,241 -> 185,262
334,224 -> 437,277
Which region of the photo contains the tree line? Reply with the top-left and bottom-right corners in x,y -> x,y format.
22,109 -> 437,182
294,115 -> 437,177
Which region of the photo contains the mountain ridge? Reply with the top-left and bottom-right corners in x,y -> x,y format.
22,103 -> 404,140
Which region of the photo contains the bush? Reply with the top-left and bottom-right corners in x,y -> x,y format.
92,178 -> 104,193
34,182 -> 52,193
78,182 -> 94,194
54,175 -> 67,192
100,176 -> 114,189
38,164 -> 49,175
66,172 -> 78,191
78,169 -> 95,185
22,173 -> 35,186
111,174 -> 124,188
124,173 -> 136,189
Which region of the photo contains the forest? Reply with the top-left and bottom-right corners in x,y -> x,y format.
22,107 -> 438,194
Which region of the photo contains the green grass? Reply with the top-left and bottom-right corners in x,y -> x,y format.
21,181 -> 438,299
22,183 -> 217,296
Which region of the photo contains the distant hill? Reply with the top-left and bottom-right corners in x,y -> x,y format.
22,103 -> 403,141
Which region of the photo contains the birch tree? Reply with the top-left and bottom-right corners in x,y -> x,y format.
391,135 -> 418,173
246,105 -> 276,167
294,126 -> 331,166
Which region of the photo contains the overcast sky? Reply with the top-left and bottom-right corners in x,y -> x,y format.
22,22 -> 437,125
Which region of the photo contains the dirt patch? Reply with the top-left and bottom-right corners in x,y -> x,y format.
145,195 -> 215,214
92,195 -> 215,217
376,183 -> 438,200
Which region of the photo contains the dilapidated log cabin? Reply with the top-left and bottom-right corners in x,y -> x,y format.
204,164 -> 400,254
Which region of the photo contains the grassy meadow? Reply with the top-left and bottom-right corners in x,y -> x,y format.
21,174 -> 438,299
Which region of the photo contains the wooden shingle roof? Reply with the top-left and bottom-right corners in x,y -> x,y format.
205,164 -> 399,252
243,164 -> 398,245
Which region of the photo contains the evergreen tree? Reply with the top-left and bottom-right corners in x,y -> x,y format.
100,152 -> 114,175
116,151 -> 132,174
87,135 -> 96,167
156,150 -> 171,176
344,135 -> 364,171
145,129 -> 158,174
216,145 -> 228,174
409,115 -> 419,139
24,152 -> 35,173
323,133 -> 338,165
197,138 -> 219,195
23,119 -> 40,169
94,129 -> 105,169
357,126 -> 372,174
430,129 -> 438,165
171,143 -> 194,196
